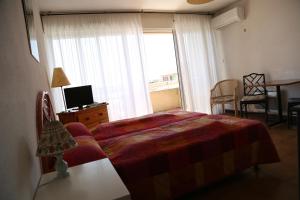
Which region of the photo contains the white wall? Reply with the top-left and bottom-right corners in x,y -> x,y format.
214,0 -> 300,103
141,13 -> 174,30
0,0 -> 50,199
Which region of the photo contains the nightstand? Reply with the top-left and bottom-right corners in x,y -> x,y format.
34,158 -> 131,200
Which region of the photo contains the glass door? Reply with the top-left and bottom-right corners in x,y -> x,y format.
143,32 -> 182,113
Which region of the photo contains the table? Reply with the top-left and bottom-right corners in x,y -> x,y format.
34,158 -> 131,200
266,79 -> 300,126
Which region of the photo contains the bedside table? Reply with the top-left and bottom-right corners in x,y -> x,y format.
34,159 -> 131,200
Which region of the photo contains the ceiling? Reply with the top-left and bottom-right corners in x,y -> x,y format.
38,0 -> 238,13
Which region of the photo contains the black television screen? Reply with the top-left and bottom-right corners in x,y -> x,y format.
64,85 -> 94,109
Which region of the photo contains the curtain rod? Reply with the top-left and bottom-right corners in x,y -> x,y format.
40,10 -> 212,16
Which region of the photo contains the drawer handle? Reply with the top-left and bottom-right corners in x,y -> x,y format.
98,113 -> 103,116
85,117 -> 90,121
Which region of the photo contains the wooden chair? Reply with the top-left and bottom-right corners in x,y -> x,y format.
287,98 -> 300,128
210,79 -> 239,116
290,105 -> 300,196
240,73 -> 269,122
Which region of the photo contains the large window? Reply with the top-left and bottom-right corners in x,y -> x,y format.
44,14 -> 153,120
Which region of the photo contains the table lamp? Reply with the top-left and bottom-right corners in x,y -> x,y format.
51,67 -> 70,110
36,120 -> 77,178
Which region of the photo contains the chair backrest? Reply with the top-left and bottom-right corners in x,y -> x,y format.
243,73 -> 266,96
211,79 -> 239,98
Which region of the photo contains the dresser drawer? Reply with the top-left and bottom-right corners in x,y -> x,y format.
77,109 -> 108,124
57,103 -> 109,130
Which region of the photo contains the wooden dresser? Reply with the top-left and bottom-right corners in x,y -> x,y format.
57,103 -> 109,129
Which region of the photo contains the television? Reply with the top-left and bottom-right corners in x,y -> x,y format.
64,85 -> 94,109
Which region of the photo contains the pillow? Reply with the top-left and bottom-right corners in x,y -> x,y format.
65,122 -> 93,137
64,136 -> 106,167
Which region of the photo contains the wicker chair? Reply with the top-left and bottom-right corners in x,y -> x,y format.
210,79 -> 239,116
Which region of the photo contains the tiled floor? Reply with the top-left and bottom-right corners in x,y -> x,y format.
180,118 -> 298,200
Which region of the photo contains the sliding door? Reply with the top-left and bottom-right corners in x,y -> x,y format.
143,32 -> 183,112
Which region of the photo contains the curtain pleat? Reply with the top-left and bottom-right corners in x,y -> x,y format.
174,14 -> 218,114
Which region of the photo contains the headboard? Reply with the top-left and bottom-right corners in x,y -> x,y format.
36,91 -> 56,173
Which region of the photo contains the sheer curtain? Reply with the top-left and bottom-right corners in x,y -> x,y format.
43,14 -> 152,121
174,14 -> 218,114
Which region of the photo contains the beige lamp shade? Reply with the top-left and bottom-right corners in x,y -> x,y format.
187,0 -> 213,4
36,121 -> 77,157
51,67 -> 70,88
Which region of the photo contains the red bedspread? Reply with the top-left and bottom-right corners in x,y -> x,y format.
94,112 -> 279,200
93,111 -> 206,140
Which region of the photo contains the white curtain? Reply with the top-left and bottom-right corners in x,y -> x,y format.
174,14 -> 218,114
43,14 -> 152,121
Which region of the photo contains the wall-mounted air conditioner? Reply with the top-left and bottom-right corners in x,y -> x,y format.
212,7 -> 245,30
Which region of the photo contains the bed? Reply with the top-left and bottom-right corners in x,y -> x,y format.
37,91 -> 279,200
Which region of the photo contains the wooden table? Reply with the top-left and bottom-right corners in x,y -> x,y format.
266,79 -> 300,126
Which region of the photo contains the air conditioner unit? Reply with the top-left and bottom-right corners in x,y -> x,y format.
212,7 -> 245,30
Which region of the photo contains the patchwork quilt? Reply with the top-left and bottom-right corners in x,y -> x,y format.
93,112 -> 279,200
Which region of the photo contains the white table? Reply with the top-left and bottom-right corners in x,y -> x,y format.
34,158 -> 131,200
